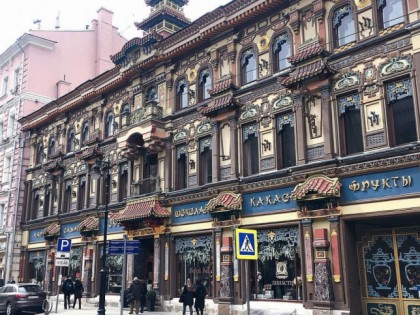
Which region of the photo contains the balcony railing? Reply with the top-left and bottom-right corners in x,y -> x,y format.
131,177 -> 161,196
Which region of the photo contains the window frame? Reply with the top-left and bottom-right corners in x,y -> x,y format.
199,137 -> 212,185
332,4 -> 356,48
272,33 -> 292,73
276,112 -> 296,169
241,48 -> 257,85
105,111 -> 115,138
176,79 -> 189,110
120,104 -> 131,128
67,128 -> 75,153
48,137 -> 56,156
63,179 -> 72,213
35,143 -> 44,165
118,163 -> 129,202
377,0 -> 405,29
175,144 -> 188,190
81,122 -> 90,146
242,123 -> 259,176
198,68 -> 212,102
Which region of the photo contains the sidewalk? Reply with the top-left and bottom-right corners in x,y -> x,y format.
43,304 -> 176,315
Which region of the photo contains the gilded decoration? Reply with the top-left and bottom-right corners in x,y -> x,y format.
175,235 -> 213,265
240,104 -> 259,121
355,0 -> 371,8
257,35 -> 270,51
386,78 -> 412,102
333,72 -> 360,91
196,121 -> 211,135
379,56 -> 412,77
173,129 -> 188,142
338,93 -> 361,115
272,94 -> 293,110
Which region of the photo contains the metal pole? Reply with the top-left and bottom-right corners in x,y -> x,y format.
120,235 -> 127,315
97,162 -> 109,315
245,260 -> 250,315
55,267 -> 62,313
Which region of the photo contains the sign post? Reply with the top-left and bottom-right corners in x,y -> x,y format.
235,229 -> 258,315
55,238 -> 72,314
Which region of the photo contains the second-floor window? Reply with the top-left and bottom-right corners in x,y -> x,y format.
378,0 -> 404,29
273,33 -> 291,72
2,155 -> 11,184
276,113 -> 296,169
67,129 -> 75,152
36,143 -> 44,165
385,78 -> 417,146
81,122 -> 89,146
43,187 -> 51,217
119,163 -> 129,201
32,190 -> 40,219
48,137 -> 56,156
78,176 -> 86,210
243,123 -> 259,176
1,77 -> 8,96
105,111 -> 115,137
176,145 -> 188,190
120,104 -> 130,128
176,79 -> 188,110
7,111 -> 15,137
333,4 -> 356,47
199,137 -> 212,185
63,180 -> 72,213
338,93 -> 364,155
198,69 -> 212,101
146,86 -> 158,103
241,49 -> 257,85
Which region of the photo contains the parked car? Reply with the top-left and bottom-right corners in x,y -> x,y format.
0,283 -> 46,315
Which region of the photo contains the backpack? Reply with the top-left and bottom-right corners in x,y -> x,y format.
65,281 -> 74,293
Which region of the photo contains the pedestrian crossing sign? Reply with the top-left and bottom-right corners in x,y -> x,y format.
235,228 -> 258,260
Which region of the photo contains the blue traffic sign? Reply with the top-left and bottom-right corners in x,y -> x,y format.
57,238 -> 72,253
108,240 -> 140,255
235,229 -> 258,260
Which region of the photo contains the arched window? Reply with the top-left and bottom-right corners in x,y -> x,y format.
333,4 -> 356,47
198,69 -> 212,101
81,122 -> 89,146
146,86 -> 158,103
176,79 -> 188,110
105,111 -> 115,137
241,48 -> 257,85
36,143 -> 44,165
48,137 -> 56,156
67,129 -> 75,152
120,104 -> 131,128
273,34 -> 291,72
378,0 -> 404,29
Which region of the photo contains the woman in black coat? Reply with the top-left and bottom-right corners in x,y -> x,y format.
72,278 -> 84,309
194,279 -> 206,315
181,278 -> 194,315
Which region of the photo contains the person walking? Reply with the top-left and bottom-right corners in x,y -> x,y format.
61,276 -> 74,309
194,279 -> 206,315
72,278 -> 84,309
7,276 -> 15,284
129,277 -> 147,314
181,278 -> 194,315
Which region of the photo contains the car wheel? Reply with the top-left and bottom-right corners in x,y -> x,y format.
6,303 -> 14,315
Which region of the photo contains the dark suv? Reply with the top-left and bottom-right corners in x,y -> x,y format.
0,283 -> 46,315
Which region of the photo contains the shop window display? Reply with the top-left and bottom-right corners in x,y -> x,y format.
250,227 -> 301,301
175,235 -> 213,297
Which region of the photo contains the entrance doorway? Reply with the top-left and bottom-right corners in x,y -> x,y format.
357,227 -> 420,314
133,238 -> 154,284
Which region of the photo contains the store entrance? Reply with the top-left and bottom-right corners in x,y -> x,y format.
357,227 -> 420,314
133,237 -> 154,284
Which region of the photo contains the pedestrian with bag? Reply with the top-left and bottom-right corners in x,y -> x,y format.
129,277 -> 147,314
72,278 -> 84,309
194,279 -> 206,315
61,276 -> 74,309
181,278 -> 194,315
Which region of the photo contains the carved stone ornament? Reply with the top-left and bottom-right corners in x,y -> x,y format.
333,72 -> 360,91
380,56 -> 412,77
196,121 -> 211,135
240,104 -> 259,121
272,94 -> 293,110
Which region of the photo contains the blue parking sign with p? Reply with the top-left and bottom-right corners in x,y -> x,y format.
235,229 -> 258,260
57,238 -> 72,252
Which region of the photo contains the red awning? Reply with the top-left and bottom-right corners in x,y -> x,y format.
291,175 -> 341,200
40,222 -> 60,237
113,199 -> 170,222
77,216 -> 99,232
205,191 -> 242,212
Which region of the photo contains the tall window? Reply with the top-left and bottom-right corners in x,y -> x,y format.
48,137 -> 56,156
176,79 -> 188,110
32,190 -> 40,219
2,155 -> 11,184
338,93 -> 364,154
35,143 -> 44,165
105,111 -> 115,137
198,69 -> 212,101
276,114 -> 296,168
7,111 -> 15,137
176,145 -> 187,190
78,176 -> 86,210
0,121 -> 3,140
81,122 -> 89,146
243,123 -> 259,176
1,77 -> 8,96
378,0 -> 404,29
143,152 -> 158,194
386,78 -> 417,146
119,164 -> 129,201
199,137 -> 212,185
120,104 -> 130,128
273,34 -> 291,72
63,180 -> 72,213
67,129 -> 75,152
0,204 -> 4,229
333,5 -> 356,47
241,49 -> 257,85
250,227 -> 301,301
146,87 -> 157,103
13,68 -> 20,92
43,187 -> 51,217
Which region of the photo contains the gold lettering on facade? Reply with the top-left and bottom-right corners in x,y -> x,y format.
129,228 -> 154,237
174,206 -> 208,218
249,193 -> 291,207
64,226 -> 78,234
348,176 -> 413,192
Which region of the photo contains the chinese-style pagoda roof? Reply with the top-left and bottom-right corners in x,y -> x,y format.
135,6 -> 190,31
205,191 -> 242,212
288,40 -> 326,65
208,76 -> 236,96
291,175 -> 341,200
198,94 -> 238,116
145,0 -> 188,6
40,222 -> 60,237
113,197 -> 170,222
76,216 -> 99,232
279,59 -> 332,86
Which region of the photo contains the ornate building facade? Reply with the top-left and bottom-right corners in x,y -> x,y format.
18,0 -> 420,314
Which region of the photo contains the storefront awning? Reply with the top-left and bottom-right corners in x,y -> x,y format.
205,191 -> 242,212
40,222 -> 60,237
113,198 -> 170,222
291,175 -> 341,200
76,216 -> 99,232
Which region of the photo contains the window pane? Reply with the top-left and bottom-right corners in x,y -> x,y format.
344,107 -> 363,154
381,0 -> 404,28
392,97 -> 417,145
281,124 -> 296,168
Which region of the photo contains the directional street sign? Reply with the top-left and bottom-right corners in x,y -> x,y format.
235,228 -> 258,260
57,238 -> 72,253
108,240 -> 140,255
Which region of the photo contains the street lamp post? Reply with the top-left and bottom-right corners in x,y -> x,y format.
91,159 -> 111,315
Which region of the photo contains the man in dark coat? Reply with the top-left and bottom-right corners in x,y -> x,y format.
181,278 -> 194,315
72,278 -> 84,309
194,279 -> 206,315
129,277 -> 147,314
61,276 -> 74,309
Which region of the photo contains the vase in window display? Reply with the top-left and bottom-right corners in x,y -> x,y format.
370,248 -> 393,289
400,247 -> 420,290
